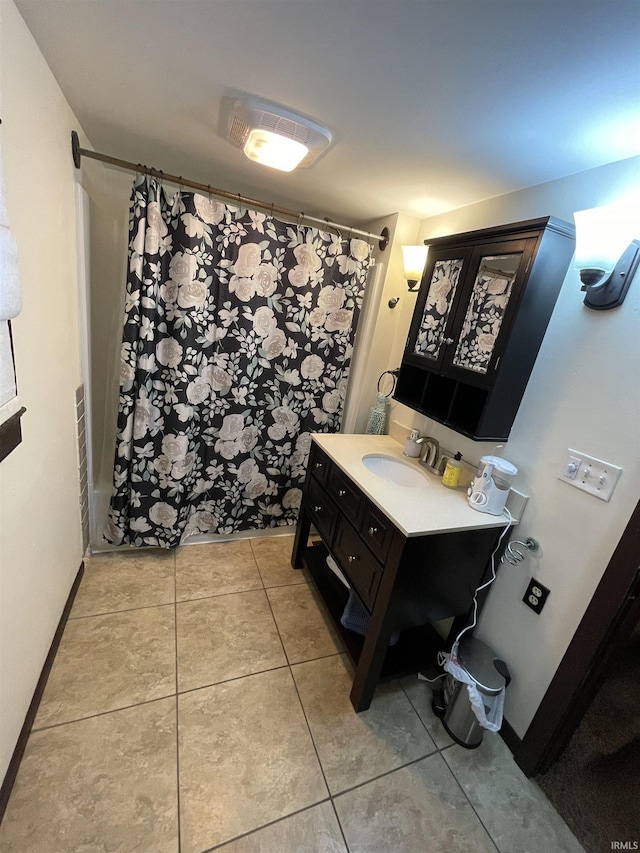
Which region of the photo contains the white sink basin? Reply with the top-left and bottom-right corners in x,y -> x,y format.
361,454 -> 430,488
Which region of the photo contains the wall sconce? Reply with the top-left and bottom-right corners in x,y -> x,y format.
402,245 -> 429,291
573,200 -> 640,310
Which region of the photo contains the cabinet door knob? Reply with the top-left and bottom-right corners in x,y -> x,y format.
315,461 -> 323,469
444,337 -> 454,345
348,555 -> 358,563
313,505 -> 322,512
368,526 -> 378,536
338,489 -> 347,497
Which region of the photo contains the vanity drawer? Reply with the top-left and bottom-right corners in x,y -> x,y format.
333,516 -> 383,611
309,444 -> 331,487
306,476 -> 338,544
361,504 -> 395,563
328,464 -> 365,528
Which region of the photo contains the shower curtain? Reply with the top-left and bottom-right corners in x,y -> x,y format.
105,176 -> 372,548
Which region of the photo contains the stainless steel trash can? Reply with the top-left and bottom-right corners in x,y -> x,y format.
441,636 -> 509,748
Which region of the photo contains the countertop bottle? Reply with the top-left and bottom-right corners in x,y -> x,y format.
442,452 -> 463,488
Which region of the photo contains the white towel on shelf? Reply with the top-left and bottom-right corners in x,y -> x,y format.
326,554 -> 349,588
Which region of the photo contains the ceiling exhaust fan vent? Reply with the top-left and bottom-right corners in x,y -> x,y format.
228,114 -> 251,148
227,98 -> 332,168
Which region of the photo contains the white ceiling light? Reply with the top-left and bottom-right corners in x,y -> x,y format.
228,98 -> 332,172
243,129 -> 308,172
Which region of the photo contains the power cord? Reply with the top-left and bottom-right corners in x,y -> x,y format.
449,507 -> 514,662
418,507 -> 516,683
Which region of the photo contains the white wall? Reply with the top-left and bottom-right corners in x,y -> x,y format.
0,0 -> 88,780
388,156 -> 640,737
343,212 -> 421,434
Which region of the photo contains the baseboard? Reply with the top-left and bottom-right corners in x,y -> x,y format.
0,561 -> 85,823
499,716 -> 522,754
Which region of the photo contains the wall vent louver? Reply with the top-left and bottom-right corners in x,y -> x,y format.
75,384 -> 90,554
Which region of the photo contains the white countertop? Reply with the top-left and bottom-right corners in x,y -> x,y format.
313,433 -> 518,538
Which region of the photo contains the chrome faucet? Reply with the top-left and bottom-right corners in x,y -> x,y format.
417,436 -> 447,474
418,436 -> 439,467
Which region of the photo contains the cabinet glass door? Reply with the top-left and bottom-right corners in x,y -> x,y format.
451,253 -> 521,374
412,256 -> 465,360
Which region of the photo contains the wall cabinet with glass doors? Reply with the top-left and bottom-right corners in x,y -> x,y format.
394,217 -> 575,440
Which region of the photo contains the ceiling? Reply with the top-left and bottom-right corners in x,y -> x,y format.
14,0 -> 640,226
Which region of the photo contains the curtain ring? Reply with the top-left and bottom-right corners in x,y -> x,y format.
237,192 -> 243,216
207,184 -> 213,201
324,217 -> 342,239
298,211 -> 304,229
270,201 -> 274,218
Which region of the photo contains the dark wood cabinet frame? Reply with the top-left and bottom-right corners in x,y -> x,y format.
0,406 -> 25,463
395,217 -> 575,441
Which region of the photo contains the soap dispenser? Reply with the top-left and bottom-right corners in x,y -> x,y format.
403,429 -> 422,458
442,452 -> 463,488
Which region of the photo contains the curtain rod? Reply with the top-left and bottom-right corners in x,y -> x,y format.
71,131 -> 389,251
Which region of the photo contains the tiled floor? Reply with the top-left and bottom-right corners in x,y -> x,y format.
0,534 -> 585,853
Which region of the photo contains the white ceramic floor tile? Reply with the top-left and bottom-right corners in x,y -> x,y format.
176,589 -> 286,691
178,668 -> 328,852
35,605 -> 176,728
334,753 -> 497,853
293,654 -> 436,794
0,699 -> 178,853
442,735 -> 586,853
250,534 -> 305,588
215,802 -> 347,852
176,539 -> 262,601
3,536 -> 589,853
71,549 -> 175,617
267,583 -> 342,663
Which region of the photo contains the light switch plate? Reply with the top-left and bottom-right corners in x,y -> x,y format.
558,448 -> 622,501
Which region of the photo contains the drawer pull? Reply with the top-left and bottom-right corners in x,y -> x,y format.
338,489 -> 347,497
313,505 -> 322,512
368,526 -> 379,536
348,555 -> 358,563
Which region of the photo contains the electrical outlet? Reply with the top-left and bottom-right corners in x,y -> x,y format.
523,578 -> 549,614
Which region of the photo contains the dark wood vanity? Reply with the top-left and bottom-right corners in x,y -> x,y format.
292,434 -> 514,711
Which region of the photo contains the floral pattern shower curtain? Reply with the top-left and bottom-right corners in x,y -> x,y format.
105,176 -> 372,548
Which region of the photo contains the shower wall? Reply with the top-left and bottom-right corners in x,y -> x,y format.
85,170 -> 130,548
